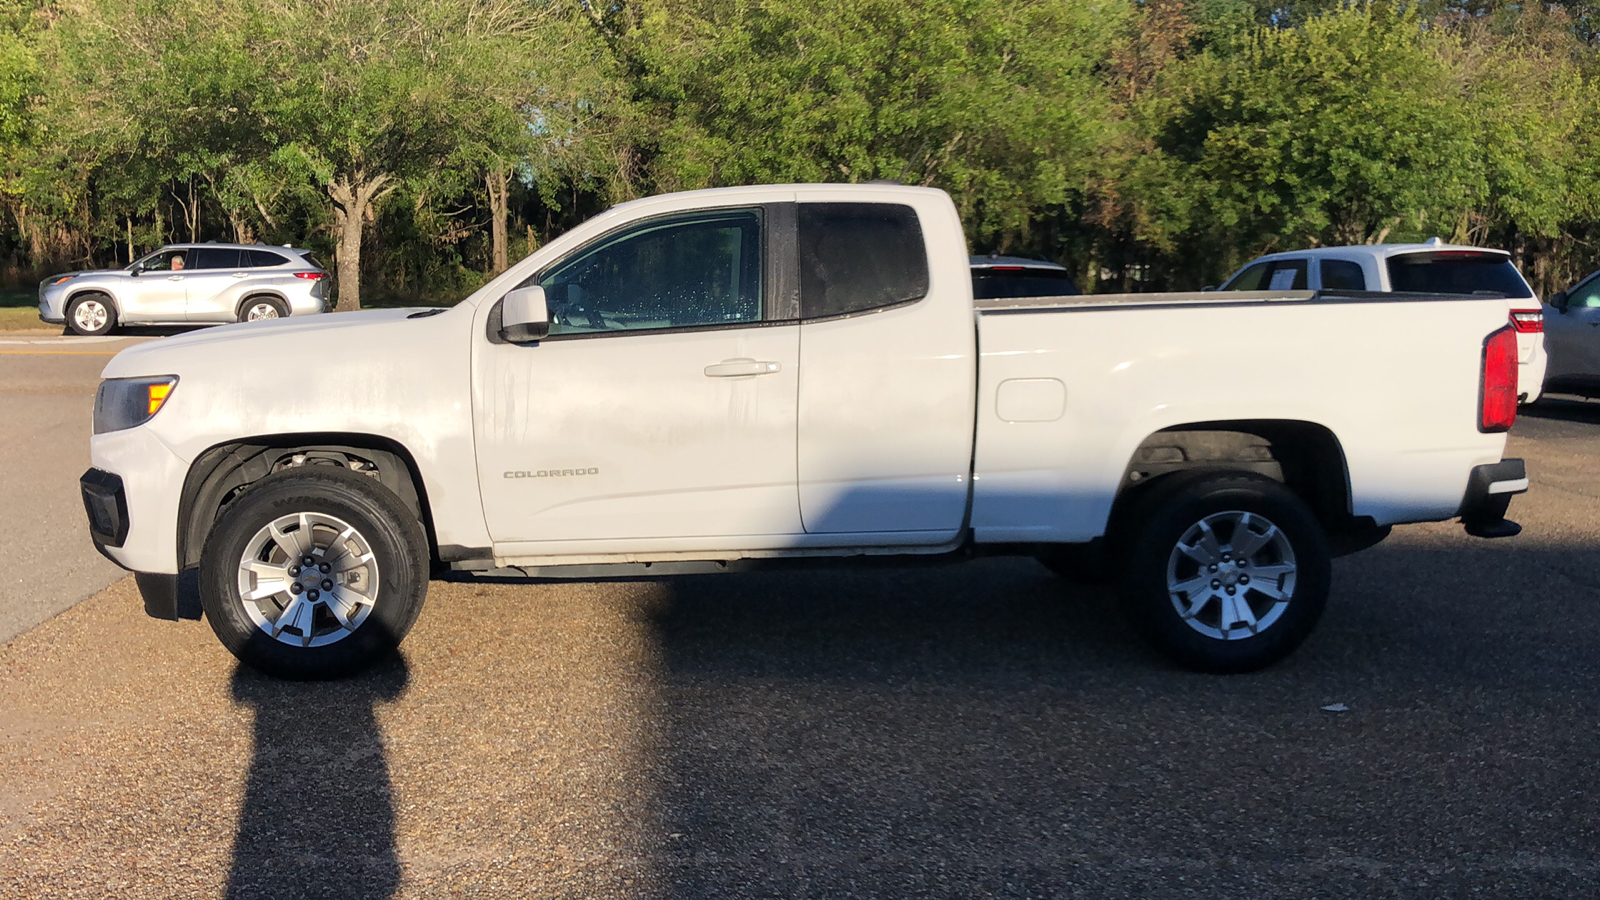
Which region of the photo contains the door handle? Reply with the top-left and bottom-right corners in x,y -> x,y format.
232,272 -> 248,278
704,358 -> 781,377
167,275 -> 183,281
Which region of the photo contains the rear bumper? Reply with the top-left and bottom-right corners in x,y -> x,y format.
1457,458 -> 1527,538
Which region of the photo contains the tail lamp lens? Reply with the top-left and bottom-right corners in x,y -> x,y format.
93,376 -> 179,434
294,272 -> 325,280
1510,311 -> 1543,333
1479,326 -> 1518,433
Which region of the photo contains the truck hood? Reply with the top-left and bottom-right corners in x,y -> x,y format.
102,307 -> 439,378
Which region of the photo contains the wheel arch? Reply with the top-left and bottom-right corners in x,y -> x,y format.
177,433 -> 437,571
234,291 -> 291,318
65,286 -> 122,313
1107,419 -> 1382,554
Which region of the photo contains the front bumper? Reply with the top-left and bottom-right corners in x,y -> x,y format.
1458,458 -> 1528,538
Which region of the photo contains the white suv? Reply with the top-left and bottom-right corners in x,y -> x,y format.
40,244 -> 328,336
1217,241 -> 1548,403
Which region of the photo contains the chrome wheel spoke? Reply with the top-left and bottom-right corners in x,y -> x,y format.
1171,574 -> 1211,598
267,522 -> 300,560
331,550 -> 374,574
1182,591 -> 1212,619
1222,593 -> 1258,634
1229,517 -> 1277,559
1250,562 -> 1295,584
1178,521 -> 1224,566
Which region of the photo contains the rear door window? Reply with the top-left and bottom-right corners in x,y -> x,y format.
799,203 -> 929,319
1222,259 -> 1306,291
1319,259 -> 1367,291
1386,252 -> 1533,298
188,248 -> 242,270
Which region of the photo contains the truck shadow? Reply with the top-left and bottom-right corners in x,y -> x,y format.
636,539 -> 1600,896
224,656 -> 409,900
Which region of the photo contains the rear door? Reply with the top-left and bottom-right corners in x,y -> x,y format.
183,248 -> 247,321
794,199 -> 975,538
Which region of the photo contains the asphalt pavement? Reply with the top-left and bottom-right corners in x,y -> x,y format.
1,346 -> 1598,897
0,332 -> 154,643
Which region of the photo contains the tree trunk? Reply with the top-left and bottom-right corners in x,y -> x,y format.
328,170 -> 394,312
486,166 -> 511,275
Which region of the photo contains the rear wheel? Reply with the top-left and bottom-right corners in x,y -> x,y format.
199,467 -> 428,679
1119,473 -> 1330,673
65,293 -> 117,336
239,296 -> 288,322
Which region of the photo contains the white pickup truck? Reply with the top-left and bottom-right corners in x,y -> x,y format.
81,184 -> 1528,679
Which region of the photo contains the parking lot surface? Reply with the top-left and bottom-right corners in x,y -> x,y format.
1,339 -> 1598,897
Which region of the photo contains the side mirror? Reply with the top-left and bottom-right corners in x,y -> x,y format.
1551,290 -> 1568,311
500,286 -> 549,342
129,269 -> 141,277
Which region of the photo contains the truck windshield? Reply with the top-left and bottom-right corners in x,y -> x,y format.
1386,252 -> 1532,298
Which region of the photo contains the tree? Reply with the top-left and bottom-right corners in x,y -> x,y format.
1126,3 -> 1483,283
606,0 -> 1130,251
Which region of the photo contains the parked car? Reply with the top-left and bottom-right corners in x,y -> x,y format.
84,184 -> 1525,680
1217,240 -> 1547,403
1542,271 -> 1600,398
39,244 -> 328,336
970,255 -> 1080,299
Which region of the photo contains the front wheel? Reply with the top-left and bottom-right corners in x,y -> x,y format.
66,293 -> 117,336
1119,473 -> 1331,673
200,467 -> 429,679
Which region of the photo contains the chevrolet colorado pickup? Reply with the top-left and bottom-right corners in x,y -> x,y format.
81,184 -> 1528,679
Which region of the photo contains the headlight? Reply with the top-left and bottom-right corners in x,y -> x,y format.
93,376 -> 178,434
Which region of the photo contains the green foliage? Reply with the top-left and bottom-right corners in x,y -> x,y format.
5,0 -> 1600,299
623,0 -> 1130,247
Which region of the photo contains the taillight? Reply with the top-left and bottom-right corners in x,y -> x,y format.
1479,325 -> 1518,433
1510,310 -> 1542,333
294,272 -> 325,280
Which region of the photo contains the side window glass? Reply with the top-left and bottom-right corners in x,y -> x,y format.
537,209 -> 762,336
1569,277 -> 1600,309
1266,259 -> 1307,290
798,203 -> 928,319
247,250 -> 290,267
188,248 -> 241,270
1223,262 -> 1269,291
1320,259 -> 1366,291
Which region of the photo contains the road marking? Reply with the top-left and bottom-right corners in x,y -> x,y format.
0,349 -> 120,356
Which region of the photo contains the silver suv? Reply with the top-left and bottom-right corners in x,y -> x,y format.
39,244 -> 328,335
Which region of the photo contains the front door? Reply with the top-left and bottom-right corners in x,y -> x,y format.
473,206 -> 803,546
125,249 -> 190,322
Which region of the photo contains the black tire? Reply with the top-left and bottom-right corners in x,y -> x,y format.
199,467 -> 429,679
238,296 -> 289,322
65,292 -> 118,336
1118,472 -> 1331,674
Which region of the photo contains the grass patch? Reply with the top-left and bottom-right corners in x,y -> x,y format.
0,306 -> 54,331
